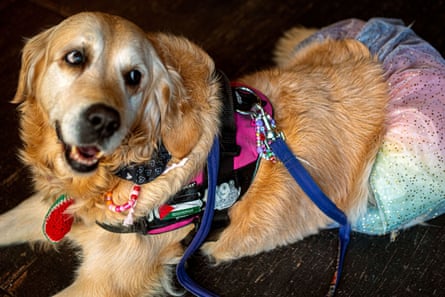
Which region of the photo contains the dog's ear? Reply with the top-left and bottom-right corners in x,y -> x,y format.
160,78 -> 203,159
12,26 -> 56,104
136,64 -> 202,160
147,34 -> 220,160
150,60 -> 204,160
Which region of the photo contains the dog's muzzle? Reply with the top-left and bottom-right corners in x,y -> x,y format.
56,103 -> 121,173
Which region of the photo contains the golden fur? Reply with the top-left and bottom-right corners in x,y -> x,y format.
0,12 -> 388,296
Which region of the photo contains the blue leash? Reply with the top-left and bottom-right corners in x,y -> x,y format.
270,138 -> 351,297
176,137 -> 220,297
176,136 -> 350,297
176,115 -> 350,297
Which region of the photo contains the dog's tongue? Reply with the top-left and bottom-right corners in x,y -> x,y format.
78,146 -> 100,158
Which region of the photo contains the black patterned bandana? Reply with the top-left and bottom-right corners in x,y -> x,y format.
114,143 -> 171,185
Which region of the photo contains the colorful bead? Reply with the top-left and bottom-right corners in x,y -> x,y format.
252,104 -> 282,162
105,185 -> 141,213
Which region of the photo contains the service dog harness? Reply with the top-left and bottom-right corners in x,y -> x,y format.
98,73 -> 272,236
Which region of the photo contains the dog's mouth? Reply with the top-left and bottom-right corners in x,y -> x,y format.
55,122 -> 106,173
64,144 -> 104,173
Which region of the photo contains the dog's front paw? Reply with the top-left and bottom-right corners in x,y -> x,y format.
200,241 -> 238,264
200,241 -> 218,263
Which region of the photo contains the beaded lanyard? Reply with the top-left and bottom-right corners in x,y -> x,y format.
252,104 -> 283,163
105,184 -> 141,226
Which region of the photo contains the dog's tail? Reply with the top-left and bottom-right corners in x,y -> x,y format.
273,27 -> 317,67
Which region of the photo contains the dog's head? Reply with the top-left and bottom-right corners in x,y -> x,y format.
13,12 -> 221,179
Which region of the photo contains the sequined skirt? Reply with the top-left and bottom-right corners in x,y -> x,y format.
297,18 -> 445,235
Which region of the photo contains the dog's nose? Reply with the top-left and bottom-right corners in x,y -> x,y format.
82,104 -> 120,141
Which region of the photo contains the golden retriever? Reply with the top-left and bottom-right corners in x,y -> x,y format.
0,12 -> 388,296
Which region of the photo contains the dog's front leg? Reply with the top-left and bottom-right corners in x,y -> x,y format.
51,231 -> 177,297
0,194 -> 48,245
202,162 -> 329,262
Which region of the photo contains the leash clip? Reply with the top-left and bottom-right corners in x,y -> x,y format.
250,103 -> 284,162
251,103 -> 284,142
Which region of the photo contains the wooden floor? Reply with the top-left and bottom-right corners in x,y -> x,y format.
0,1 -> 444,296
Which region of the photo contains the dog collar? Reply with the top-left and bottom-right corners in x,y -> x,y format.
114,143 -> 171,185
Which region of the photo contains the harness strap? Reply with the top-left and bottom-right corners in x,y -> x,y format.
217,70 -> 240,161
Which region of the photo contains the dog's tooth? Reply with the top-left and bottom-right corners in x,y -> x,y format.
70,146 -> 79,161
70,146 -> 77,156
68,145 -> 101,166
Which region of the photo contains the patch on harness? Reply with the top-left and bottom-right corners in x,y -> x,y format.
213,180 -> 240,210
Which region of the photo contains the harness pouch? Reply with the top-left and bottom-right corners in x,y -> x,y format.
297,18 -> 445,235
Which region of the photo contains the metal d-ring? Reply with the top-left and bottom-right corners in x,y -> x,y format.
233,86 -> 263,115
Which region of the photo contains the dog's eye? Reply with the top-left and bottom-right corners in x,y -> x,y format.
65,50 -> 85,66
124,70 -> 142,86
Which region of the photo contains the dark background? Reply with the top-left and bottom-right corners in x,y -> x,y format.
0,1 -> 444,296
